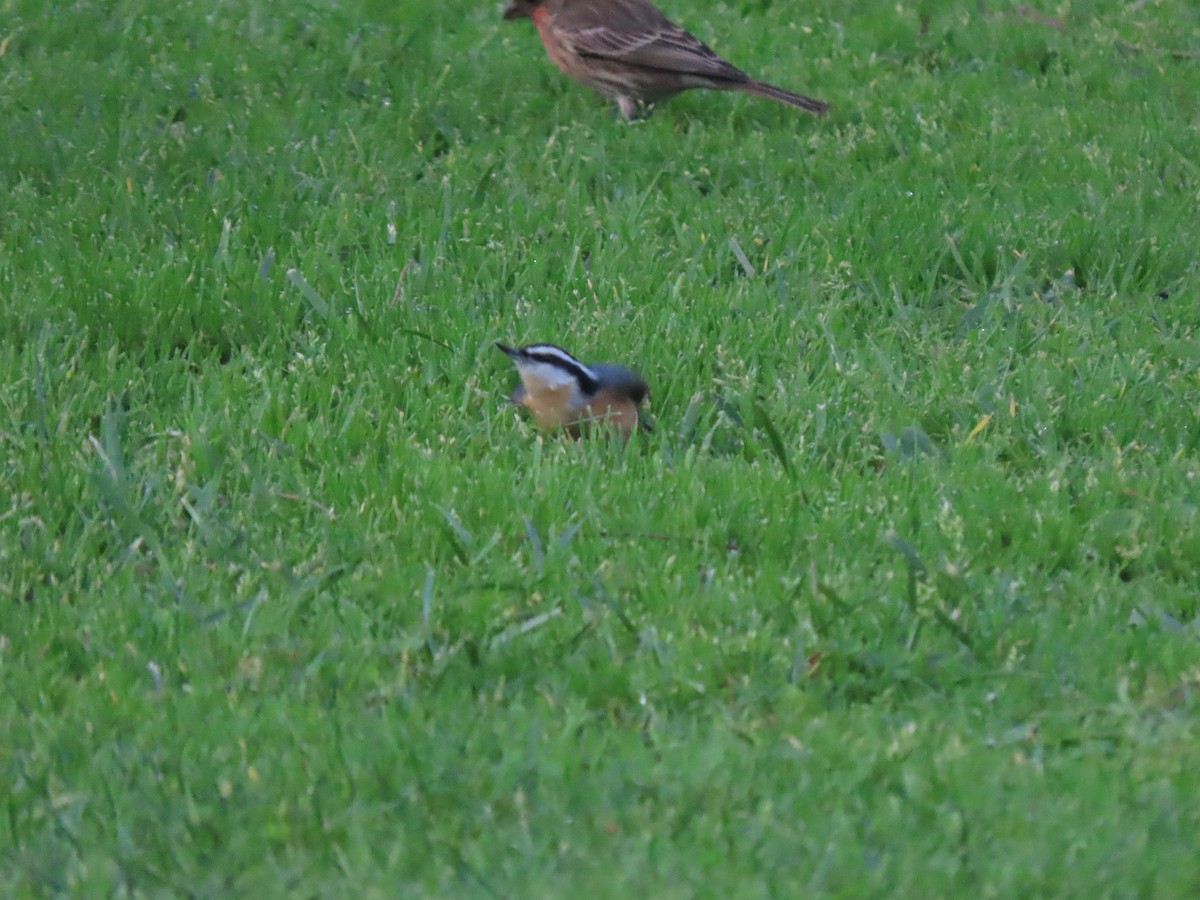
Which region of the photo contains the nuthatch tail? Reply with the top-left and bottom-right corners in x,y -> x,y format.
496,342 -> 651,440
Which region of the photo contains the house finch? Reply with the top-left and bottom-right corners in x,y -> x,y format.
502,0 -> 830,119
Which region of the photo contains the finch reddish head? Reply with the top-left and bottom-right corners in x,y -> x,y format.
502,0 -> 830,120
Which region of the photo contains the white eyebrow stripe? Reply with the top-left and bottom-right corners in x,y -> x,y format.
522,345 -> 598,384
520,359 -> 581,390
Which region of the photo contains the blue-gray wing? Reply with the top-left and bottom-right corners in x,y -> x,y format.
589,363 -> 650,404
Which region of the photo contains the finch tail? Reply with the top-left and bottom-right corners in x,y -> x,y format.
742,79 -> 830,115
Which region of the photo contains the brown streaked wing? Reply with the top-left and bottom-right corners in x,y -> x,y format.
552,0 -> 748,81
567,25 -> 746,81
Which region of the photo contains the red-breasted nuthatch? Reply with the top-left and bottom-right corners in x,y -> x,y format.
496,342 -> 651,440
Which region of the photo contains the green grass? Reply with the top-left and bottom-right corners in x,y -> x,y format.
3,0 -> 1200,893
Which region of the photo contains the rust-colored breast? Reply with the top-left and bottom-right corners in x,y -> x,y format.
531,8 -> 575,75
520,381 -> 577,431
573,388 -> 641,440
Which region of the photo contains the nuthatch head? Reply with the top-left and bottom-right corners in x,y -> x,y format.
496,342 -> 651,440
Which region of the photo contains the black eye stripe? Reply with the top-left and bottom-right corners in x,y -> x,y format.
522,349 -> 600,394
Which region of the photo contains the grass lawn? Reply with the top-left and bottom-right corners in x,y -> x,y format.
3,0 -> 1200,894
